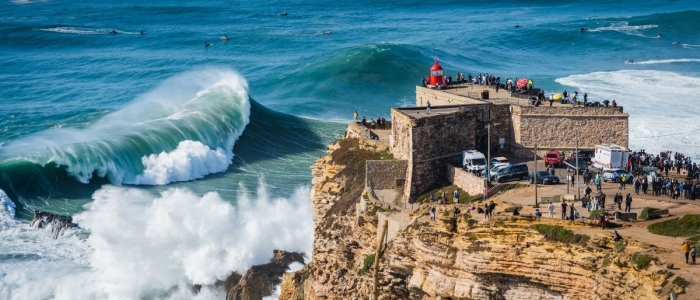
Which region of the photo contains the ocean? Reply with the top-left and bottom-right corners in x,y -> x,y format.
1,1 -> 699,299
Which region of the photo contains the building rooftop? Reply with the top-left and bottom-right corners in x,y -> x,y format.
416,83 -> 591,108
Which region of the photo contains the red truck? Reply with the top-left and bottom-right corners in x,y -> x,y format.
544,151 -> 561,167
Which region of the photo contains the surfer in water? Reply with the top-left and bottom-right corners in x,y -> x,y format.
221,35 -> 229,42
673,41 -> 681,46
657,32 -> 662,38
109,30 -> 117,34
324,30 -> 332,34
626,59 -> 634,64
140,30 -> 146,34
514,24 -> 521,28
281,11 -> 288,16
204,41 -> 211,47
579,27 -> 587,32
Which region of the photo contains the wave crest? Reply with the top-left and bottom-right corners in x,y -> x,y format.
0,69 -> 250,185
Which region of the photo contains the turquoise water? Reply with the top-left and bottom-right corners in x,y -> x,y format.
1,1 -> 699,299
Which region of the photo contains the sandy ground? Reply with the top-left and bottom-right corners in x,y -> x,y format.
486,179 -> 700,298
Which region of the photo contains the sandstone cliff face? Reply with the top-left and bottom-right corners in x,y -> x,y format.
280,139 -> 677,300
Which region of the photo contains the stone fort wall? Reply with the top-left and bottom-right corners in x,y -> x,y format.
365,160 -> 408,190
392,105 -> 494,202
510,106 -> 628,157
445,165 -> 485,197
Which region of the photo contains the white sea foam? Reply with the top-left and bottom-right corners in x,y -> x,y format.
587,22 -> 658,37
134,140 -> 231,185
0,190 -> 17,230
634,58 -> 700,65
38,27 -> 139,35
556,70 -> 700,159
0,182 -> 313,300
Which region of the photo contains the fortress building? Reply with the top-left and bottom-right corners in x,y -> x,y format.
355,62 -> 629,203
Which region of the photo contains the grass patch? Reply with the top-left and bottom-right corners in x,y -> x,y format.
359,254 -> 375,275
614,240 -> 626,252
639,207 -> 660,221
631,252 -> 657,269
532,224 -> 590,246
648,215 -> 700,237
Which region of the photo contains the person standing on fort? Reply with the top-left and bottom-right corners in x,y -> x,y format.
453,189 -> 460,204
683,241 -> 690,264
430,206 -> 436,221
426,101 -> 431,115
548,202 -> 555,218
353,111 -> 358,120
625,193 -> 632,213
561,201 -> 568,220
583,93 -> 588,106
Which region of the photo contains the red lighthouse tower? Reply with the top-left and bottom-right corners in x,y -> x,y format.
428,60 -> 444,86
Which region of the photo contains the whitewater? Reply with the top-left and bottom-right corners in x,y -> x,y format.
1,1 -> 700,299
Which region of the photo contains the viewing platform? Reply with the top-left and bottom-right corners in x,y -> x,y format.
415,83 -> 621,110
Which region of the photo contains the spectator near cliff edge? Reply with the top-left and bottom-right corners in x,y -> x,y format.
561,201 -> 568,220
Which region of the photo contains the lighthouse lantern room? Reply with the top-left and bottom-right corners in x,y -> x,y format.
428,60 -> 444,86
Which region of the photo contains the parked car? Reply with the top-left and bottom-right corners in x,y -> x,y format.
602,169 -> 634,182
493,163 -> 529,183
564,158 -> 588,174
544,151 -> 561,167
577,150 -> 595,164
483,164 -> 508,178
529,171 -> 560,185
489,157 -> 510,167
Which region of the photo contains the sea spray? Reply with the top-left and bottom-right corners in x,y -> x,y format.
0,181 -> 314,300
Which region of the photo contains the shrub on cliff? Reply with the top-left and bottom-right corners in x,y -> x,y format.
647,215 -> 700,237
532,224 -> 590,246
360,254 -> 375,275
631,252 -> 657,269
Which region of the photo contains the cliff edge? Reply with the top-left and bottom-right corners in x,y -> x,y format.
279,137 -> 684,300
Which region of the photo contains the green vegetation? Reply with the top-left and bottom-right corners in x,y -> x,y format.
360,254 -> 375,275
648,215 -> 700,237
614,240 -> 626,252
631,252 -> 657,269
588,209 -> 605,220
532,224 -> 590,246
639,207 -> 660,221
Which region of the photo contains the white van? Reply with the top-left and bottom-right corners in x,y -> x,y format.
462,150 -> 487,173
592,144 -> 629,170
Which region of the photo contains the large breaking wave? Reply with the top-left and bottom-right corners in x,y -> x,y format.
0,181 -> 314,300
0,69 -> 250,187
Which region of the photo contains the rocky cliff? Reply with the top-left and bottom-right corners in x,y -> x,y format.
279,138 -> 684,300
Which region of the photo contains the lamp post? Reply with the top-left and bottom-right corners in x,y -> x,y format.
534,143 -> 538,207
576,128 -> 580,201
485,123 -> 501,186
